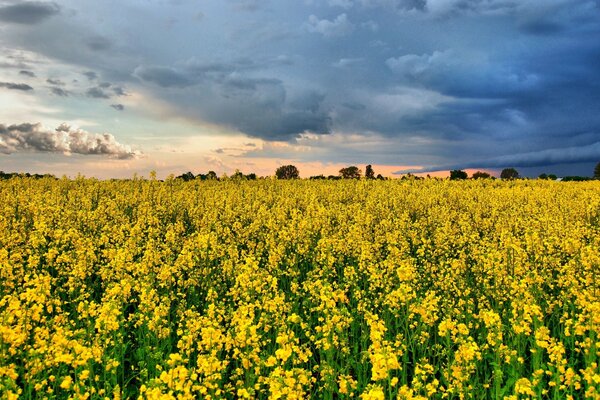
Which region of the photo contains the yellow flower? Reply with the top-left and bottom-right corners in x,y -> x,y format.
60,376 -> 72,390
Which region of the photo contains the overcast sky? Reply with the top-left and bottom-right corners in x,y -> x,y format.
1,0 -> 599,178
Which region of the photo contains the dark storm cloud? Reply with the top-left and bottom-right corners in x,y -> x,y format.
208,79 -> 332,140
0,123 -> 141,158
0,1 -> 59,24
132,57 -> 333,140
0,81 -> 34,91
110,104 -> 124,111
19,70 -> 36,77
394,140 -> 600,174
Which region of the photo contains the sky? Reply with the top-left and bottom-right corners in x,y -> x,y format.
0,0 -> 599,178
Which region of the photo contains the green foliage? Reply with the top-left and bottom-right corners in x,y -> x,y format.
275,164 -> 300,179
0,171 -> 57,180
450,169 -> 468,180
176,171 -> 195,181
562,176 -> 591,182
500,168 -> 519,180
339,166 -> 361,179
471,171 -> 491,179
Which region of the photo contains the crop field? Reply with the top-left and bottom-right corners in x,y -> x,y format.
1,177 -> 599,399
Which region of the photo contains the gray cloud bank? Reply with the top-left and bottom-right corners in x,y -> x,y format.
0,1 -> 60,24
0,123 -> 142,159
133,60 -> 332,140
394,141 -> 600,174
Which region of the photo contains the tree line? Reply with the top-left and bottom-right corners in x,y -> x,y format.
176,162 -> 600,181
275,164 -> 386,180
2,161 -> 600,181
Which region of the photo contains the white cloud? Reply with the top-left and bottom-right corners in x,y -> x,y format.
0,122 -> 142,159
332,58 -> 364,68
306,13 -> 355,37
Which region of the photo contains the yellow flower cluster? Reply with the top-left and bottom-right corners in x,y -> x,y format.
1,176 -> 599,398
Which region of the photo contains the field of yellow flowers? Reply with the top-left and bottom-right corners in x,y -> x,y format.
1,176 -> 599,399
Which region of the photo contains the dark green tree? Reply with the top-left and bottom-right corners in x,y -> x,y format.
365,164 -> 375,179
176,171 -> 195,181
472,171 -> 491,179
206,171 -> 218,180
594,161 -> 600,179
450,170 -> 468,180
500,168 -> 519,180
231,169 -> 245,180
275,165 -> 299,179
339,166 -> 361,179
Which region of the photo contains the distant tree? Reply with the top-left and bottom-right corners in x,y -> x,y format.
376,174 -> 385,180
310,175 -> 326,180
548,174 -> 557,180
246,173 -> 257,180
500,168 -> 519,180
206,171 -> 218,180
538,173 -> 548,180
562,176 -> 591,182
365,164 -> 375,179
339,166 -> 361,179
594,161 -> 600,179
231,169 -> 245,180
472,171 -> 491,179
176,171 -> 195,181
327,175 -> 341,180
275,165 -> 299,179
450,170 -> 468,180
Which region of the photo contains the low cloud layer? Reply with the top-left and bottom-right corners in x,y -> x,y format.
0,123 -> 142,159
394,141 -> 600,174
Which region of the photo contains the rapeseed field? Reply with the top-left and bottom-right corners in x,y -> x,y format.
1,177 -> 599,399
